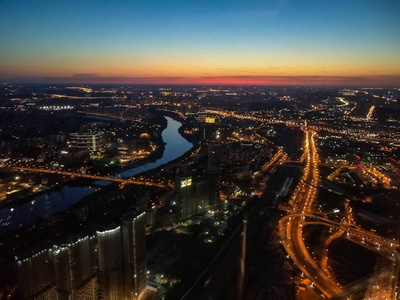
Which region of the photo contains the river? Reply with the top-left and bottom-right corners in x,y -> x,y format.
0,116 -> 192,235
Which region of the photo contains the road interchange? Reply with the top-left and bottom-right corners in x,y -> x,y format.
278,127 -> 400,299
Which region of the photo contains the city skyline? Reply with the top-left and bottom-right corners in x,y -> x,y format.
1,0 -> 400,86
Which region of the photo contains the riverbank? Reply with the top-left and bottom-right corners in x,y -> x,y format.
0,111 -> 168,209
88,109 -> 168,175
0,115 -> 192,236
155,110 -> 197,144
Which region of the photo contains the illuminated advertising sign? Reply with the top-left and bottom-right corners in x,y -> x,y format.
205,117 -> 215,124
181,177 -> 192,188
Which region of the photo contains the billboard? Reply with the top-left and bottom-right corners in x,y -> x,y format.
205,117 -> 215,124
181,177 -> 192,188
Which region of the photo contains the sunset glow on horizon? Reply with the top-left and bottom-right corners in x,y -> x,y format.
1,0 -> 399,86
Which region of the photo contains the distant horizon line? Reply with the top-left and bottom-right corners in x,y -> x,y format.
2,74 -> 399,88
2,82 -> 399,89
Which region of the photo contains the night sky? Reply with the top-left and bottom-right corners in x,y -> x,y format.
1,0 -> 399,86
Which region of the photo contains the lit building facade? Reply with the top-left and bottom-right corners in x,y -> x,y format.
177,176 -> 216,219
121,212 -> 147,300
70,132 -> 103,152
17,248 -> 57,299
17,211 -> 147,300
97,226 -> 123,299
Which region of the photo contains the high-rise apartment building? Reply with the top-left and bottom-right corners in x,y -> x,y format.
121,212 -> 147,300
17,247 -> 57,299
97,226 -> 123,299
17,211 -> 147,300
176,176 -> 216,219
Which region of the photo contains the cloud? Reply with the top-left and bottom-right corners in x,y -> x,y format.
375,74 -> 400,79
72,73 -> 100,78
194,74 -> 400,86
6,76 -> 185,84
4,74 -> 400,87
200,75 -> 369,81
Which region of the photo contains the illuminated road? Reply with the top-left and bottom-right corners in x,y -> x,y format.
262,149 -> 286,172
282,216 -> 341,297
279,127 -> 400,299
280,128 -> 344,298
288,128 -> 319,214
203,108 -> 399,143
199,108 -> 399,298
279,128 -> 343,297
280,213 -> 400,298
282,214 -> 400,254
366,105 -> 375,120
13,167 -> 172,188
309,125 -> 397,143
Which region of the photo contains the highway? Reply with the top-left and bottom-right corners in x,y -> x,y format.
12,167 -> 172,188
279,128 -> 342,298
280,213 -> 399,291
279,127 -> 400,299
284,216 -> 341,297
280,128 -> 342,298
